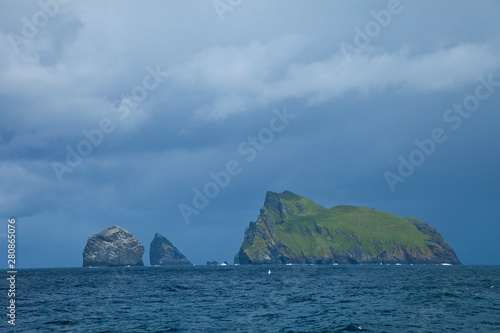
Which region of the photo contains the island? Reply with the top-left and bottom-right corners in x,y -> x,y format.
83,225 -> 144,267
150,233 -> 192,266
234,191 -> 461,265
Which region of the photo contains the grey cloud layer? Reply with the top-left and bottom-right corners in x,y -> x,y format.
0,0 -> 499,267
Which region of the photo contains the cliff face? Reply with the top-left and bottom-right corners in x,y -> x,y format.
234,191 -> 461,265
150,233 -> 192,266
83,225 -> 144,267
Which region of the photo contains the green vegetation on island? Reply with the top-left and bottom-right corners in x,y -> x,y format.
235,191 -> 461,265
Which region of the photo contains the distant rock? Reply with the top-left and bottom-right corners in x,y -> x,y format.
83,225 -> 144,267
234,191 -> 461,265
206,261 -> 219,266
149,233 -> 192,266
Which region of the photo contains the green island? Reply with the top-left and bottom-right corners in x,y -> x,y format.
235,191 -> 461,265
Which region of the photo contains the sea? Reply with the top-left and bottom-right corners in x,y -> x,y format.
2,265 -> 500,332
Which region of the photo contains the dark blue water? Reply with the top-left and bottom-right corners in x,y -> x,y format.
2,265 -> 500,332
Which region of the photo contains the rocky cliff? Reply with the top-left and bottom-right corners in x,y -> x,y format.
150,233 -> 192,266
83,225 -> 144,267
234,191 -> 461,265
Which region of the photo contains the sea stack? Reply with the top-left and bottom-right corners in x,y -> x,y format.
149,233 -> 192,266
83,225 -> 144,267
234,191 -> 461,265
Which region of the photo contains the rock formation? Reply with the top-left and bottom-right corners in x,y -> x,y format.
234,191 -> 461,265
149,233 -> 192,266
206,261 -> 219,266
83,225 -> 144,267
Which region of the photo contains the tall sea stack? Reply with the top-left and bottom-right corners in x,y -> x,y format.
83,225 -> 144,267
150,233 -> 192,266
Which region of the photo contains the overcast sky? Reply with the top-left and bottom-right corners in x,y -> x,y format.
1,0 -> 499,268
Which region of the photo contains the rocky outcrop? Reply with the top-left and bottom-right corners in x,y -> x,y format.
234,191 -> 461,265
83,225 -> 144,267
407,218 -> 462,265
149,233 -> 192,266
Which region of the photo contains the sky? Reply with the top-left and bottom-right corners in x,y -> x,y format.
0,0 -> 499,268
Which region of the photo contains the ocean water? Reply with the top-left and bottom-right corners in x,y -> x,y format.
3,265 -> 500,332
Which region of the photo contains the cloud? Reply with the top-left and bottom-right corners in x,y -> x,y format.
168,40 -> 500,120
0,0 -> 499,267
169,35 -> 307,119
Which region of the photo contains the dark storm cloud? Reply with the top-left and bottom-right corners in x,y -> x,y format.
0,0 -> 499,267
